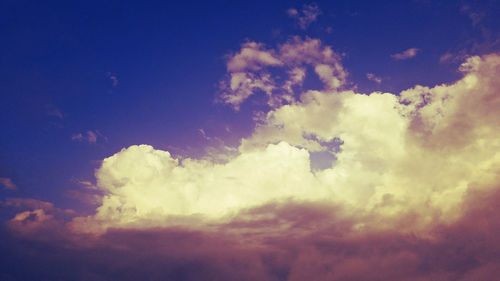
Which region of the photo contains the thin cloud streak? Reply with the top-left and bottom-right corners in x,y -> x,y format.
71,130 -> 106,144
0,178 -> 17,191
391,48 -> 420,60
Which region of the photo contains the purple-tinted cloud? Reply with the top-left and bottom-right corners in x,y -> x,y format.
391,48 -> 420,60
71,130 -> 106,144
0,178 -> 17,191
287,4 -> 321,30
2,185 -> 500,280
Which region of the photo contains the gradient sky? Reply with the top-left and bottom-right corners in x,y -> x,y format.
1,1 -> 500,280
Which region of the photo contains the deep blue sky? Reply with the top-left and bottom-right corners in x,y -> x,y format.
1,0 -> 499,213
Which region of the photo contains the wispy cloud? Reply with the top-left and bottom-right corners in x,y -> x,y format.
4,187 -> 500,280
439,52 -> 454,63
287,3 -> 321,30
0,177 -> 17,190
219,37 -> 347,109
46,105 -> 64,119
106,72 -> 119,87
461,5 -> 485,27
391,47 -> 420,60
71,130 -> 106,144
366,73 -> 382,83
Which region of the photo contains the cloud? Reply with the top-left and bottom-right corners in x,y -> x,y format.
3,36 -> 500,280
439,52 -> 454,63
3,187 -> 500,280
226,42 -> 283,72
72,179 -> 98,190
2,198 -> 75,238
219,37 -> 347,109
2,198 -> 54,210
106,72 -> 119,87
391,48 -> 420,60
72,130 -> 105,144
0,178 -> 17,191
60,50 -> 500,236
65,179 -> 102,205
461,4 -> 485,27
46,105 -> 64,119
287,4 -> 321,30
366,72 -> 382,83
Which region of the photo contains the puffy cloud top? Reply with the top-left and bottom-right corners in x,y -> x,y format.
66,49 -> 500,235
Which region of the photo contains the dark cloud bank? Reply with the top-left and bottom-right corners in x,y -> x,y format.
1,185 -> 500,281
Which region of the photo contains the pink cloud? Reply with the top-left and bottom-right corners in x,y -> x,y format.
391,48 -> 420,60
71,130 -> 105,144
366,73 -> 382,83
3,186 -> 500,280
0,177 -> 17,190
287,4 -> 321,30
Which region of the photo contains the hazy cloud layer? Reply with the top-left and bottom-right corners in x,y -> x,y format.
2,186 -> 500,280
64,47 -> 500,235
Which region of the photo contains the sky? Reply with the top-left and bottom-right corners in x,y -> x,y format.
1,0 -> 500,280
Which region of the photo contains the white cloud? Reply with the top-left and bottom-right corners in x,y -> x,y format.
287,4 -> 321,30
391,48 -> 420,60
219,37 -> 347,109
0,177 -> 17,190
71,50 -> 500,235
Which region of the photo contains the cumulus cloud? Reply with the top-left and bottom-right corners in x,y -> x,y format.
220,37 -> 347,109
60,50 -> 500,236
0,177 -> 17,190
391,48 -> 420,60
4,37 -> 500,280
287,3 -> 321,30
